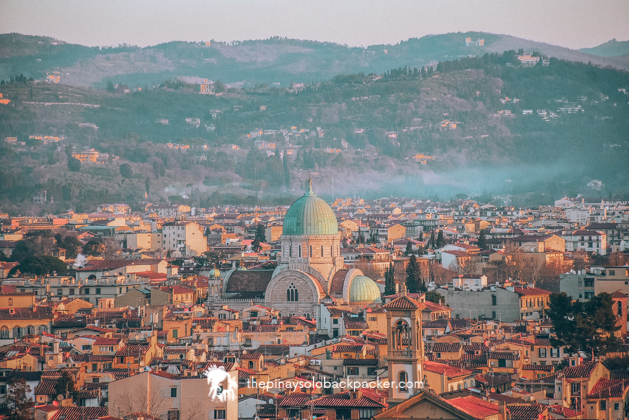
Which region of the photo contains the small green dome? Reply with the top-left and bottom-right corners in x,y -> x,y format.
349,275 -> 382,303
209,267 -> 221,278
283,180 -> 339,236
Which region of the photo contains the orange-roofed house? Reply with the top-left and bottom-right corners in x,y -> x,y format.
423,361 -> 476,394
374,390 -> 503,420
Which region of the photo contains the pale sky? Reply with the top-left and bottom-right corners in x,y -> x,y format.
1,0 -> 628,49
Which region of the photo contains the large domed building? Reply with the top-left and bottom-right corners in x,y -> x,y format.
211,181 -> 382,317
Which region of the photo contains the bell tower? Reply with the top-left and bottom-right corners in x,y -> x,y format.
383,288 -> 425,405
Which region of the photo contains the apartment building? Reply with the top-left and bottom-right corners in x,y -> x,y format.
162,221 -> 208,257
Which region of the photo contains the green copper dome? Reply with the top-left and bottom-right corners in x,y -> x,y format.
208,267 -> 221,278
349,275 -> 382,303
283,180 -> 339,236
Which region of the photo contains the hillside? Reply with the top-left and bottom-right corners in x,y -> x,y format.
1,51 -> 628,216
1,32 -> 628,89
580,39 -> 629,57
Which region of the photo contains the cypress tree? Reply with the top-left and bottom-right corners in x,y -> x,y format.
384,263 -> 396,296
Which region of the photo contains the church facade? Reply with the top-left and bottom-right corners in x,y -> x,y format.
207,181 -> 382,317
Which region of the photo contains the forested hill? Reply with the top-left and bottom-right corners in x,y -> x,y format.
580,39 -> 629,57
1,32 -> 628,89
0,51 -> 628,215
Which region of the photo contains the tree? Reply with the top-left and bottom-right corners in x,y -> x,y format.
436,230 -> 445,248
428,231 -> 435,249
251,237 -> 261,253
254,224 -> 266,243
405,241 -> 413,256
607,252 -> 626,267
547,292 -> 620,356
406,255 -> 426,293
55,234 -> 82,259
106,81 -> 115,92
83,238 -> 106,256
119,163 -> 133,179
477,230 -> 487,250
67,157 -> 81,172
425,291 -> 445,305
145,177 -> 151,196
384,263 -> 396,296
7,378 -> 35,420
8,256 -> 67,276
55,371 -> 77,399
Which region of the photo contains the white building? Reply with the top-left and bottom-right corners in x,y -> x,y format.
563,230 -> 607,255
162,221 -> 208,257
452,275 -> 488,291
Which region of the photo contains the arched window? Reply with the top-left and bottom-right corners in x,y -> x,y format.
8,298 -> 13,306
248,361 -> 254,369
321,245 -> 324,257
399,371 -> 408,391
310,246 -> 313,258
37,325 -> 47,334
331,245 -> 334,256
287,284 -> 299,302
0,326 -> 8,338
13,326 -> 21,338
618,301 -> 623,316
289,245 -> 292,258
26,325 -> 34,335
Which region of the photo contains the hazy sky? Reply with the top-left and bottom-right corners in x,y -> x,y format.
1,0 -> 628,49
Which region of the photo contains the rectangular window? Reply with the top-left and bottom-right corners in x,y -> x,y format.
84,288 -> 90,294
213,410 -> 226,420
92,377 -> 99,383
172,329 -> 178,338
539,348 -> 547,358
167,410 -> 179,420
92,363 -> 98,372
96,288 -> 101,295
81,345 -> 92,351
614,402 -> 620,411
347,367 -> 359,375
171,388 -> 177,397
333,318 -> 339,325
69,288 -> 75,295
310,246 -> 313,258
551,348 -> 559,358
367,367 -> 377,376
250,311 -> 258,318
491,295 -> 497,306
600,400 -> 606,410
57,289 -> 63,296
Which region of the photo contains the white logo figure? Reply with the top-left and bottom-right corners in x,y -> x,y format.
204,365 -> 237,402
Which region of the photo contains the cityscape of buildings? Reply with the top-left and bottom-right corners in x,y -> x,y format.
1,181 -> 629,420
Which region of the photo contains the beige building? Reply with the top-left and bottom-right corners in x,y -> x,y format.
108,370 -> 237,420
163,222 -> 208,257
127,232 -> 164,251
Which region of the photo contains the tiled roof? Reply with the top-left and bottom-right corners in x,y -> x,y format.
514,287 -> 551,296
76,259 -> 167,271
309,391 -> 386,408
432,343 -> 462,353
448,396 -> 500,419
507,404 -> 545,420
334,345 -> 364,353
35,378 -> 61,395
342,359 -> 378,366
382,295 -> 424,310
240,353 -> 262,359
522,364 -> 553,371
50,407 -> 108,420
488,351 -> 519,360
424,361 -> 474,378
279,392 -> 311,407
588,378 -> 629,399
114,344 -> 149,356
563,361 -> 597,378
0,307 -> 53,320
330,270 -> 348,294
225,270 -> 274,294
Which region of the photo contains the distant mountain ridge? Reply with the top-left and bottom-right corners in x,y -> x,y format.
1,32 -> 628,89
580,38 -> 629,57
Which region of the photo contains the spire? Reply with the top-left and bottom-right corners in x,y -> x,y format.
305,176 -> 315,196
